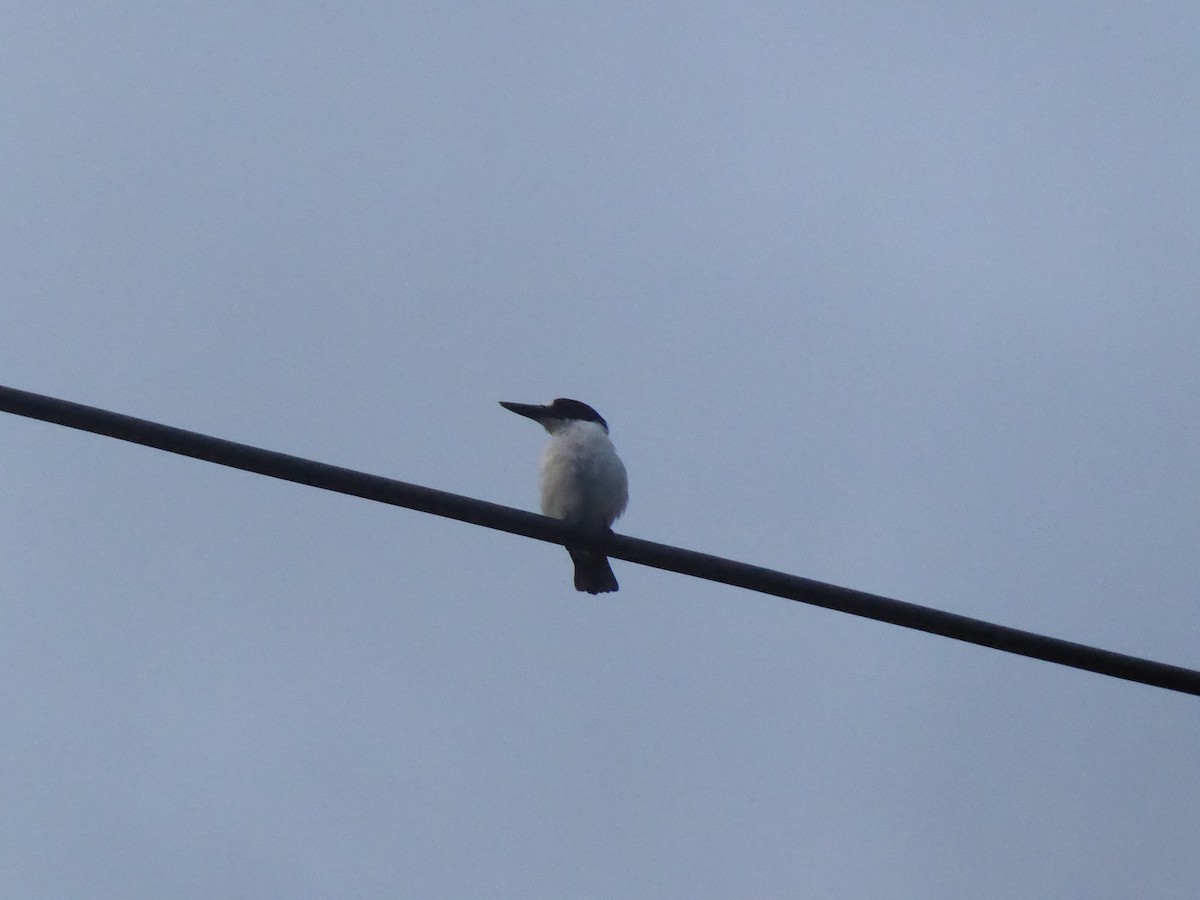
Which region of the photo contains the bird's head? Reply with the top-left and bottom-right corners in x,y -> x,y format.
499,398 -> 609,434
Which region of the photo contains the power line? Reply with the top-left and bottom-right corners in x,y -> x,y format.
2,382 -> 1197,698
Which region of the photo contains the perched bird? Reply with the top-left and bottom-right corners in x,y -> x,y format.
500,398 -> 629,593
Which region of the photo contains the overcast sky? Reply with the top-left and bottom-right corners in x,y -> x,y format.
3,3 -> 1198,897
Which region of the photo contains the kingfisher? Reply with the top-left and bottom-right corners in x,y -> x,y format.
500,398 -> 629,593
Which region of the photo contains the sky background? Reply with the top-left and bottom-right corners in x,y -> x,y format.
3,3 -> 1199,897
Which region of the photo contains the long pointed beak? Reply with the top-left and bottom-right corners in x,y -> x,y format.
499,401 -> 550,422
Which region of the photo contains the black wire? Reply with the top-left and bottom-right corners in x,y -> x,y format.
2,382 -> 1197,697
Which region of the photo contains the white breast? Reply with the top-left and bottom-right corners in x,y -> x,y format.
539,421 -> 629,528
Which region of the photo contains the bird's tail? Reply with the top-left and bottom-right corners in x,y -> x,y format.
568,548 -> 619,594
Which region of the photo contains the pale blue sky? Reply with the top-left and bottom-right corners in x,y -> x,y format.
3,3 -> 1198,897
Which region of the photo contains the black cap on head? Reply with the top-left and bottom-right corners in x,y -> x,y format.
546,398 -> 606,429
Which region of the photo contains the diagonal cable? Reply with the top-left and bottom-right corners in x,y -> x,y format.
2,382 -> 1196,697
